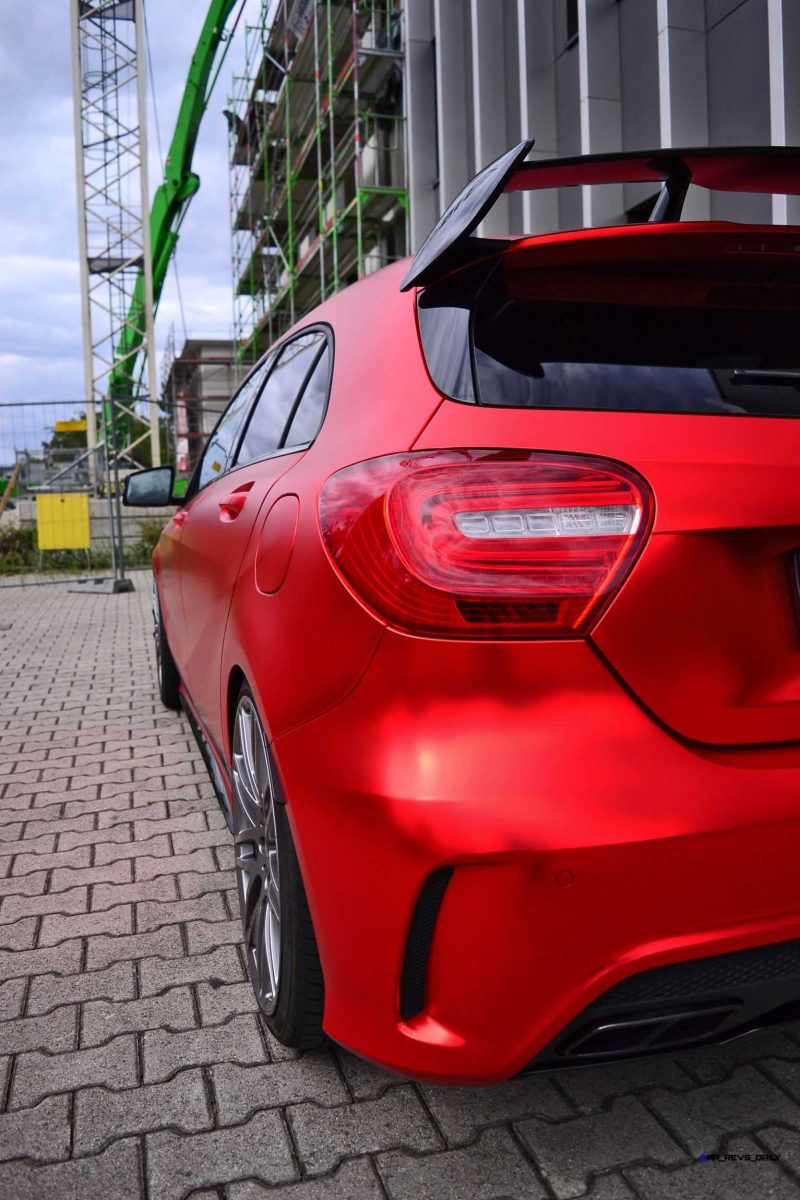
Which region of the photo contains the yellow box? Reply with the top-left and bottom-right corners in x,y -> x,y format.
36,493 -> 91,551
54,419 -> 87,433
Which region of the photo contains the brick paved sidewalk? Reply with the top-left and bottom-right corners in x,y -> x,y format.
2,579 -> 800,1198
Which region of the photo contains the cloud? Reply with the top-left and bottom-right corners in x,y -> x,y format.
0,1 -> 250,411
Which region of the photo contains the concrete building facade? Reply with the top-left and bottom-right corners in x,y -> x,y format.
405,0 -> 800,245
161,338 -> 240,473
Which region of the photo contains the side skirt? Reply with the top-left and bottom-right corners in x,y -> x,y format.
179,685 -> 234,833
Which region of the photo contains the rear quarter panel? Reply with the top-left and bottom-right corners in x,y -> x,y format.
220,261 -> 444,755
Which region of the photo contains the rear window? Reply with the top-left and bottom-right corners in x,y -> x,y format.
418,260 -> 800,418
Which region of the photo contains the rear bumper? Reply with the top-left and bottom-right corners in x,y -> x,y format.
529,935 -> 800,1068
273,629 -> 800,1084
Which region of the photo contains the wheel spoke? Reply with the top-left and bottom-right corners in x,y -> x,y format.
264,904 -> 280,1000
255,894 -> 274,1001
239,865 -> 261,932
232,757 -> 260,829
266,851 -> 280,918
251,716 -> 270,803
264,803 -> 276,845
232,704 -> 261,827
240,706 -> 261,800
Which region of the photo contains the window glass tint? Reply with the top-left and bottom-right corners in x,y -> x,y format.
566,0 -> 579,43
283,344 -> 330,446
473,292 -> 800,417
474,348 -> 729,412
417,273 -> 476,403
420,261 -> 800,418
196,359 -> 271,490
236,331 -> 326,466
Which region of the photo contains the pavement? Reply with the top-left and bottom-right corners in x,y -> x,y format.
2,579 -> 800,1199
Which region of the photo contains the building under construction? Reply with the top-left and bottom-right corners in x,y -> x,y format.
161,336 -> 241,474
229,0 -> 405,362
228,0 -> 799,363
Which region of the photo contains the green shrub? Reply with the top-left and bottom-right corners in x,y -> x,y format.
0,525 -> 36,571
126,518 -> 166,566
0,523 -> 109,575
0,516 -> 166,575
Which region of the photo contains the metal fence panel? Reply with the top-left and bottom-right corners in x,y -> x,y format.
0,400 -> 172,587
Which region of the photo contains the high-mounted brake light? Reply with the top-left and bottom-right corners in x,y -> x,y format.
318,450 -> 652,638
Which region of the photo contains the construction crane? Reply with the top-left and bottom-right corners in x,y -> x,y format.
107,0 -> 240,414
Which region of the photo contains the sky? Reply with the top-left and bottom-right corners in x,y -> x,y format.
0,0 -> 259,458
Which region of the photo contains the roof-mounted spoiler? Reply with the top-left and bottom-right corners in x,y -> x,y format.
400,142 -> 800,291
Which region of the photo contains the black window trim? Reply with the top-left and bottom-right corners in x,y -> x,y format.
565,0 -> 579,48
415,257 -> 496,407
183,322 -> 334,500
233,323 -> 333,470
183,351 -> 276,501
277,342 -> 327,449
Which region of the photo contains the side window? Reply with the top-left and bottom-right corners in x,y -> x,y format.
235,330 -> 326,467
283,343 -> 331,447
195,356 -> 272,491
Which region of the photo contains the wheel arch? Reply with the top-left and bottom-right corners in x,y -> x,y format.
225,666 -> 282,796
225,665 -> 246,762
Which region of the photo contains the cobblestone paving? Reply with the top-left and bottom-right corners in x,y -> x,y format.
2,578 -> 800,1198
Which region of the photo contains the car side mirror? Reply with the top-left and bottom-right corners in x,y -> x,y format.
123,466 -> 176,507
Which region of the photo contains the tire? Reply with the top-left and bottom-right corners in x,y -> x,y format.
231,684 -> 324,1048
153,578 -> 181,710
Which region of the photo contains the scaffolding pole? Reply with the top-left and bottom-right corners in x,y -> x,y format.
228,0 -> 409,363
70,0 -> 159,519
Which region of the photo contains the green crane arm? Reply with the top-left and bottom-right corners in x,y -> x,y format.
109,0 -> 239,400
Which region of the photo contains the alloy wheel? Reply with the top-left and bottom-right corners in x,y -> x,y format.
232,695 -> 281,1014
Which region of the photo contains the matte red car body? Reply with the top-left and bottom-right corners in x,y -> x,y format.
155,226 -> 800,1084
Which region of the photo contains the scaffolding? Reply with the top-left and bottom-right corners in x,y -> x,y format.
228,0 -> 407,363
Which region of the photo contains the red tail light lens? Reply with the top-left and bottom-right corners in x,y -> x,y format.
319,450 -> 652,638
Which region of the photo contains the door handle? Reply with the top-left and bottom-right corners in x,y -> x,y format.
218,490 -> 250,520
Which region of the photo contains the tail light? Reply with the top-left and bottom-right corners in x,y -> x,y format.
318,449 -> 652,638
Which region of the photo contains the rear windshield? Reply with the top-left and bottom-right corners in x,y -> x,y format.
418,260 -> 800,418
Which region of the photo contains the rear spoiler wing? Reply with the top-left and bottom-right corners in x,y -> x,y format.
400,142 -> 800,291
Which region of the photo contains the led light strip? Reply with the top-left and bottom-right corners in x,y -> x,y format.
453,505 -> 641,539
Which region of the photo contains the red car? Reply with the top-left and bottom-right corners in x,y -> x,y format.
125,144 -> 800,1084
